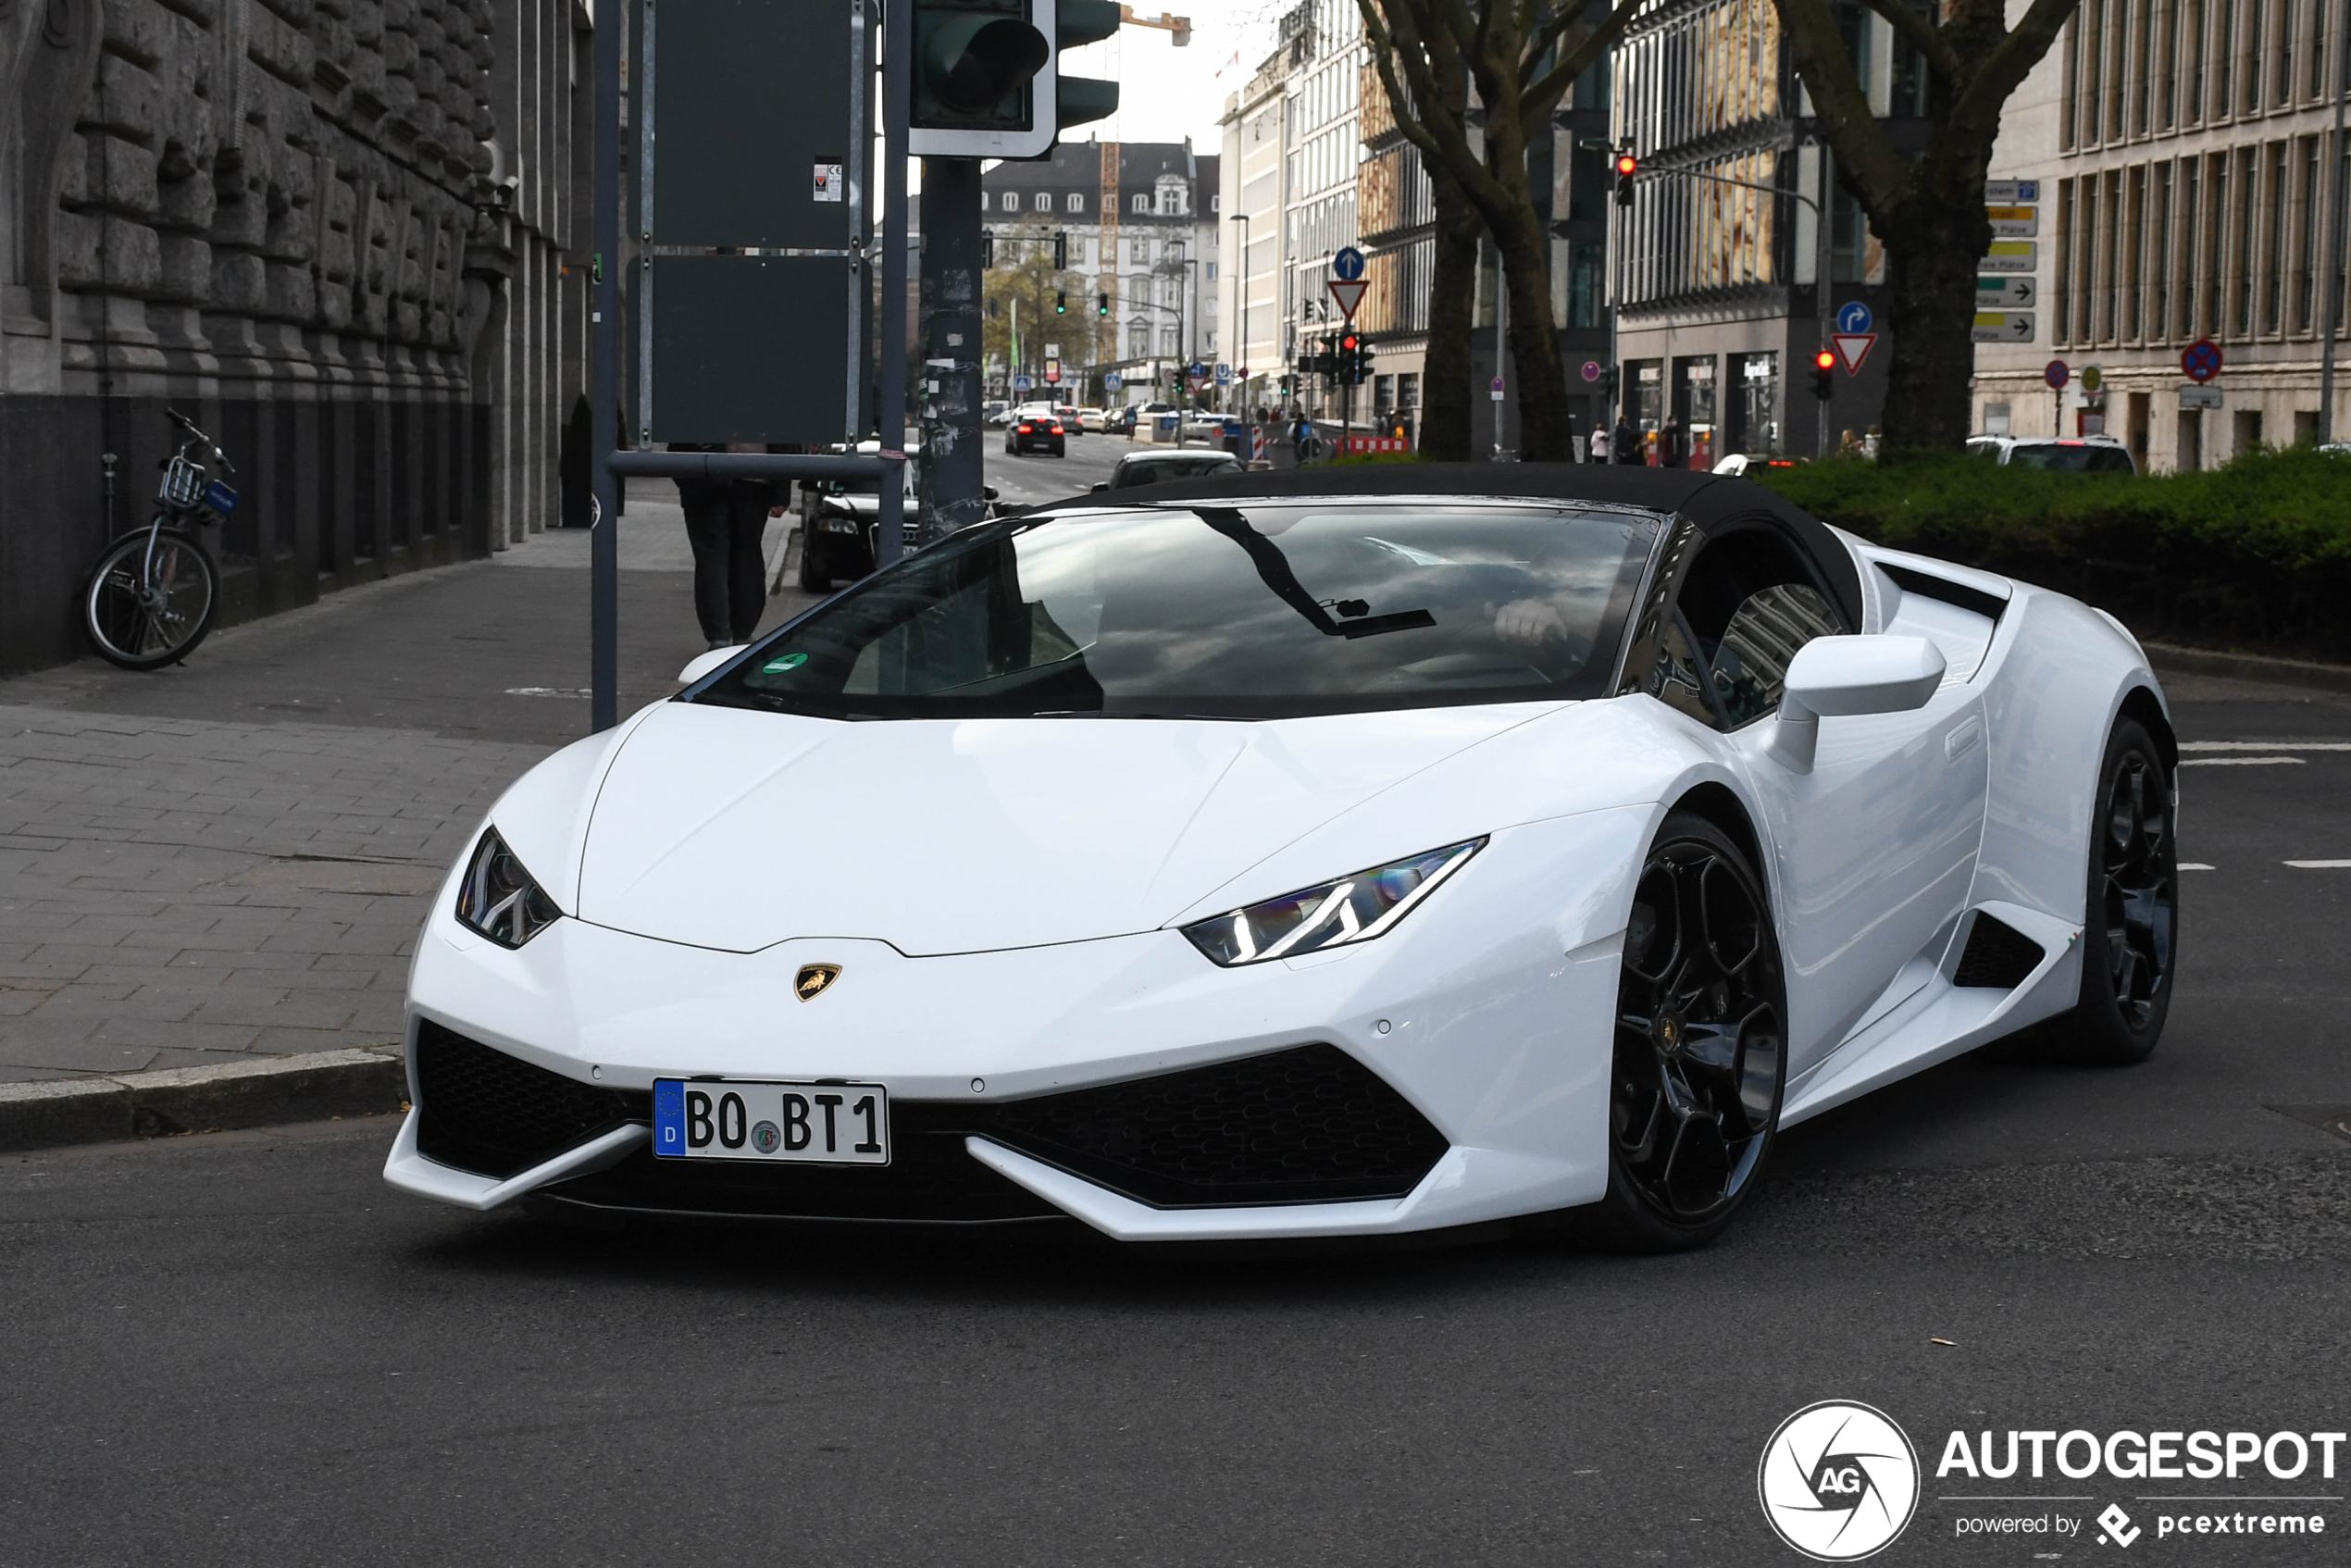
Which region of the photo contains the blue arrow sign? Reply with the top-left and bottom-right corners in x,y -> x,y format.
1333,246 -> 1366,281
1836,300 -> 1873,334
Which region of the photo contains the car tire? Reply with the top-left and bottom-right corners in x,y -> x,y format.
797,539 -> 828,592
2051,717 -> 2177,1064
1575,810 -> 1786,1253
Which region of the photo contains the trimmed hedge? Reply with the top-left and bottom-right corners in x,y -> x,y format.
1753,447 -> 2351,662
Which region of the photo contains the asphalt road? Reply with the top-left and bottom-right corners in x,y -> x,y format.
985,428 -> 1133,508
4,654 -> 2348,1562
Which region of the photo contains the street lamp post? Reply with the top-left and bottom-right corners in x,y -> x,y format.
1230,213 -> 1250,412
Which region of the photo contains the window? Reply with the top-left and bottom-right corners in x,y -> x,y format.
1650,529 -> 1847,730
1131,237 -> 1147,262
1035,193 -> 1051,212
1001,193 -> 1018,212
1068,193 -> 1084,213
1132,194 -> 1148,213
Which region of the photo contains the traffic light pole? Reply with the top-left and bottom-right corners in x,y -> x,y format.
917,156 -> 986,544
588,0 -> 621,730
877,0 -> 911,566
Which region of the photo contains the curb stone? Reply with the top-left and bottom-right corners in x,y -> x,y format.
2145,641 -> 2351,696
0,1048 -> 407,1153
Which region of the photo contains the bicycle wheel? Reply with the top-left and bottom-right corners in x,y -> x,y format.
83,526 -> 218,669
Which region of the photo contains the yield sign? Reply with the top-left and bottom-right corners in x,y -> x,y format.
1325,278 -> 1368,319
1831,332 -> 1877,375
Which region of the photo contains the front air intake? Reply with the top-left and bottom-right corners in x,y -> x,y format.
413,1019 -> 646,1178
1952,913 -> 2046,989
987,1043 -> 1448,1207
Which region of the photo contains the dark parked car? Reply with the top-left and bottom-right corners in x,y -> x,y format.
1092,450 -> 1247,491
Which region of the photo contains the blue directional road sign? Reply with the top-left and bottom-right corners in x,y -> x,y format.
1104,371 -> 1122,390
1014,375 -> 1031,392
1837,301 -> 1873,334
1214,362 -> 1231,384
1333,246 -> 1366,281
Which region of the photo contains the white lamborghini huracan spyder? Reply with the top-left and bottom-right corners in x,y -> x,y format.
384,466 -> 2177,1250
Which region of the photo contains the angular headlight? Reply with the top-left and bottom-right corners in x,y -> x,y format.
455,828 -> 562,948
1182,839 -> 1486,966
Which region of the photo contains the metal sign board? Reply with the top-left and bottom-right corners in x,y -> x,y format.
1103,371 -> 1121,389
1981,241 -> 2037,274
1214,363 -> 1231,383
2179,384 -> 2223,409
1971,312 -> 2034,343
1044,359 -> 1062,383
2044,359 -> 2069,389
1490,376 -> 1505,401
1044,342 -> 1061,359
1326,278 -> 1368,319
1984,179 -> 2041,205
2079,365 -> 2103,392
1014,375 -> 1031,392
1333,246 -> 1366,281
1581,360 -> 1602,382
1831,332 -> 1876,374
1836,301 -> 1873,333
1986,205 -> 2039,237
1977,276 -> 2036,308
2182,338 -> 2223,382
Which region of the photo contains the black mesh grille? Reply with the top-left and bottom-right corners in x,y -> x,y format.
414,1019 -> 645,1179
987,1043 -> 1448,1207
1953,913 -> 2046,989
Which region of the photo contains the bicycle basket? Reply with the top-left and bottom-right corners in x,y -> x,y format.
159,455 -> 205,508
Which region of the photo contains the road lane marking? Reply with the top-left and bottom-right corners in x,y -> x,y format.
2179,756 -> 2305,765
2180,863 -> 2215,870
2180,740 -> 2351,751
2284,860 -> 2351,868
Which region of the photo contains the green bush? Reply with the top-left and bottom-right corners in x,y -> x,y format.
1753,446 -> 2351,661
1327,449 -> 1427,467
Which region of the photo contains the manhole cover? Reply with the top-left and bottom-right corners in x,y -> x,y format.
2269,1105 -> 2351,1143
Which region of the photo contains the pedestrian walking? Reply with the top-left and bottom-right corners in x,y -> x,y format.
1586,421 -> 1609,463
672,442 -> 776,649
1661,415 -> 1686,468
1612,415 -> 1642,465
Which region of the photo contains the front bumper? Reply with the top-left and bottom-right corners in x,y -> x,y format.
385,812 -> 1645,1239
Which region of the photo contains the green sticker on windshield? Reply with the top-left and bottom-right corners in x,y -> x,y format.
762,652 -> 808,673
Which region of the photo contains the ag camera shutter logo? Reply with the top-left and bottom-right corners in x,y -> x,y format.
1759,1400 -> 1922,1561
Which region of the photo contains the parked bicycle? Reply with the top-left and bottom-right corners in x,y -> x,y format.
82,409 -> 235,669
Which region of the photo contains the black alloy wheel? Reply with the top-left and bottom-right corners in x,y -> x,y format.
1583,811 -> 1786,1251
2062,718 -> 2176,1063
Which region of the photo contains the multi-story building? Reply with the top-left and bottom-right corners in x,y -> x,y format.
0,0 -> 592,676
1221,53 -> 1287,413
979,139 -> 1219,404
1611,0 -> 1922,464
1972,3 -> 2351,469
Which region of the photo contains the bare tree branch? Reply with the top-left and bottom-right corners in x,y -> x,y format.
1946,0 -> 2081,143
1775,0 -> 1909,211
1523,0 -> 1644,111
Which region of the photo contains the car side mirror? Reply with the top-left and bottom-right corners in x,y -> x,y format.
1090,481 -> 1109,492
983,486 -> 999,501
677,645 -> 746,687
1767,635 -> 1947,774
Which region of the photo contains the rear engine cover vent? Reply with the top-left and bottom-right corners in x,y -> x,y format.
1953,913 -> 2046,989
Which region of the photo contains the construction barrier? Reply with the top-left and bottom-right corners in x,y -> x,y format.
1337,436 -> 1411,454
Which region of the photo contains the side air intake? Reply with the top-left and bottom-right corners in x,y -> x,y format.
1952,913 -> 2046,989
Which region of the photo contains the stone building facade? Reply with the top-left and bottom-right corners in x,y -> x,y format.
979,138 -> 1220,404
1972,0 -> 2351,469
0,0 -> 586,676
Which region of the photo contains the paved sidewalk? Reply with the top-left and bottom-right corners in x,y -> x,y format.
0,486 -> 816,1084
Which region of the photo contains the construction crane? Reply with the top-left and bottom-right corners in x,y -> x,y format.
1118,5 -> 1191,44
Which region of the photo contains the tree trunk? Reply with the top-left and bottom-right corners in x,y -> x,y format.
1418,179 -> 1482,461
1493,205 -> 1571,461
1877,180 -> 1994,454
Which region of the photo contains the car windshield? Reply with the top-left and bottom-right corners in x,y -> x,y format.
1113,455 -> 1240,487
694,501 -> 1659,719
2007,442 -> 2133,472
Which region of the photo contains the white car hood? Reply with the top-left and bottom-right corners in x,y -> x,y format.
573,699 -> 1561,954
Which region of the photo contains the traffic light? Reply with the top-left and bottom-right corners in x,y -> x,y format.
1812,348 -> 1836,401
1053,231 -> 1067,268
907,0 -> 1122,159
1337,333 -> 1372,385
1055,291 -> 1066,314
1614,147 -> 1637,207
1096,292 -> 1110,316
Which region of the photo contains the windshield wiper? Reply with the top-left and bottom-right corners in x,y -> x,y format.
1192,507 -> 1436,641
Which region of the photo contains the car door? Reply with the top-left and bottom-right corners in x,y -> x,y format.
1642,521 -> 1990,1074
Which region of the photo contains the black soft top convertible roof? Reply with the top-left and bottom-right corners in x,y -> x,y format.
1020,463 -> 1866,631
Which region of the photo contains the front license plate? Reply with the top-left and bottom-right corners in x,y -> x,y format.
651,1079 -> 889,1164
